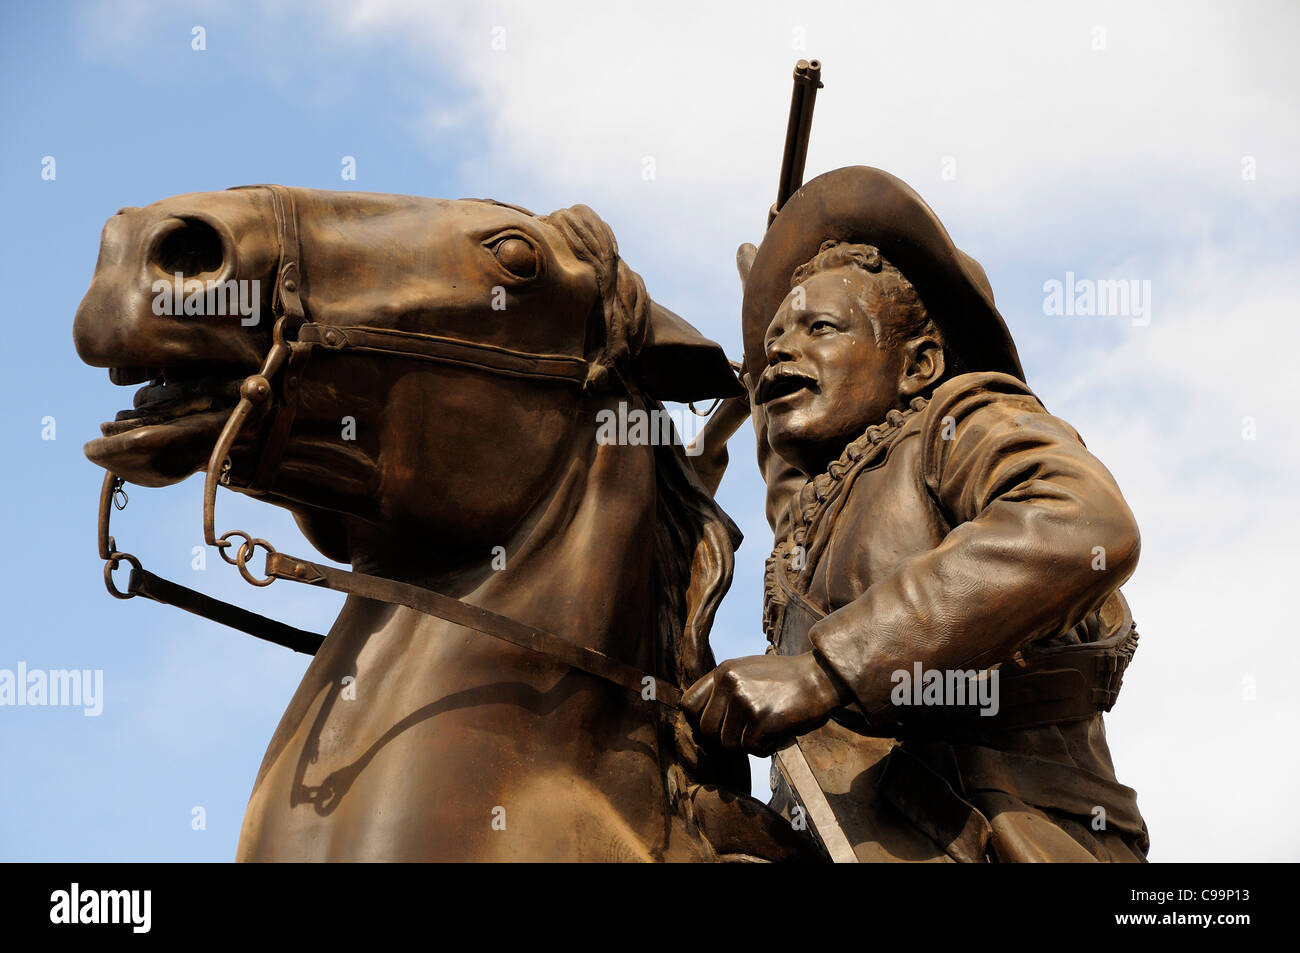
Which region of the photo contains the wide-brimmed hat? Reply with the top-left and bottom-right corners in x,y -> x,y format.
741,166 -> 1025,385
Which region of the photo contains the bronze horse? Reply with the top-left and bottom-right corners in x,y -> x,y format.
74,186 -> 812,861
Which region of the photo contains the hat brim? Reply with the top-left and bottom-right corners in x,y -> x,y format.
741,166 -> 1025,386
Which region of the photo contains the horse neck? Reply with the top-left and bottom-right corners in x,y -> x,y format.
347,428 -> 662,671
478,435 -> 660,668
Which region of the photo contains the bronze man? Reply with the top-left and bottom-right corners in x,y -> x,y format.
684,166 -> 1148,862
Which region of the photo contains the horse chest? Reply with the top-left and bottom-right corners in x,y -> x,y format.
238,606 -> 672,861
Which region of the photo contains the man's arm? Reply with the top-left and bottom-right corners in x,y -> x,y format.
809,375 -> 1140,722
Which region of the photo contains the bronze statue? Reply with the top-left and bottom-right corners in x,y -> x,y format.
74,186 -> 814,861
73,60 -> 1147,863
683,165 -> 1149,862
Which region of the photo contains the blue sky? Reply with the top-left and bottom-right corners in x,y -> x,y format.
2,0 -> 1298,861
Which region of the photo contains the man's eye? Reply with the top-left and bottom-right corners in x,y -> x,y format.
810,320 -> 834,333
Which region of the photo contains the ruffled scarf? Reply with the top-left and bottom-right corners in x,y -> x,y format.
762,396 -> 929,643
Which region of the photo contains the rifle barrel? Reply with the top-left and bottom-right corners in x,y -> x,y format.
769,59 -> 823,228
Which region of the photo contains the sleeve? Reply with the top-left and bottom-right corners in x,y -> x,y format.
807,374 -> 1141,722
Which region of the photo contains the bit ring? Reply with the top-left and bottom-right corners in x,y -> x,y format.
104,552 -> 142,600
235,537 -> 277,587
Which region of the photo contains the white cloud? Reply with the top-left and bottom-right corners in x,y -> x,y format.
1048,248 -> 1300,859
306,1 -> 1300,239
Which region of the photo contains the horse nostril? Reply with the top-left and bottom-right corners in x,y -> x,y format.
151,217 -> 225,279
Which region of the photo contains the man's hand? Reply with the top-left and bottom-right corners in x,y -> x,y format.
682,652 -> 849,757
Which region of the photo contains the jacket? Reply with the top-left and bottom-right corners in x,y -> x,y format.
759,371 -> 1149,862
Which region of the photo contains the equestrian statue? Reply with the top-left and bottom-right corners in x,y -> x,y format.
73,60 -> 1147,862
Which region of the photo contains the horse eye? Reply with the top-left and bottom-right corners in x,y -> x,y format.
492,236 -> 539,278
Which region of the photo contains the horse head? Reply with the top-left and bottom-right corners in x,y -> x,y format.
74,187 -> 807,861
75,187 -> 737,567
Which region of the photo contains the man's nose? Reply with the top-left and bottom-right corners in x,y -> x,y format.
765,327 -> 800,365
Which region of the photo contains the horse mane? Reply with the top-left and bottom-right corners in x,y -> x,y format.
539,204 -> 736,670
315,198 -> 739,706
540,203 -> 750,799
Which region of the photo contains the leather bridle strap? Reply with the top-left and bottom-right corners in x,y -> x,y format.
296,324 -> 589,385
125,564 -> 324,656
266,552 -> 683,707
101,469 -> 681,705
224,185 -> 589,494
100,471 -> 324,656
242,185 -> 308,492
234,183 -> 589,387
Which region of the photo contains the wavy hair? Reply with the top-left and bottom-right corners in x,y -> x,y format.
542,204 -> 652,394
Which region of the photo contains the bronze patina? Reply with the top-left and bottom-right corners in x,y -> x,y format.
683,165 -> 1148,863
74,60 -> 1147,863
75,185 -> 813,861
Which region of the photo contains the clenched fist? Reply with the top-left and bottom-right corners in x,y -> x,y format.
682,652 -> 849,757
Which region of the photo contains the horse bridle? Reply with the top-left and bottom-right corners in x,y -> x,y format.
97,184 -> 683,708
208,185 -> 592,499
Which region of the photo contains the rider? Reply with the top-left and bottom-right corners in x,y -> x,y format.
683,166 -> 1149,862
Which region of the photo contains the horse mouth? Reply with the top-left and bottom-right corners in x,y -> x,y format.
85,363 -> 249,486
99,365 -> 245,436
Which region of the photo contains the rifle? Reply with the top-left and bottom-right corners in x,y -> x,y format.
756,61 -> 862,862
689,59 -> 826,496
768,59 -> 824,229
685,58 -> 853,861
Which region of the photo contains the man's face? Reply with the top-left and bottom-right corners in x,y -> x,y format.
756,267 -> 906,475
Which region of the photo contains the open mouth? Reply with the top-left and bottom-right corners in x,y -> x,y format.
85,362 -> 257,487
755,366 -> 817,406
100,364 -> 245,436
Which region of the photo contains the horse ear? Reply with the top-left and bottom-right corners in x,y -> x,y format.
636,302 -> 745,403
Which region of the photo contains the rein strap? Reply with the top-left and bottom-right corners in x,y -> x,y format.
267,552 -> 683,707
